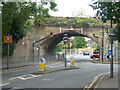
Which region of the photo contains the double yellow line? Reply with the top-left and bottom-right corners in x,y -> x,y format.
83,72 -> 109,90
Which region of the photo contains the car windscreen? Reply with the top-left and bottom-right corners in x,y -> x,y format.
93,52 -> 99,54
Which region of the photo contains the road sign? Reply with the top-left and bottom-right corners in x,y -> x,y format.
107,28 -> 115,36
63,36 -> 69,43
40,58 -> 46,64
109,50 -> 111,55
40,58 -> 44,63
4,35 -> 12,43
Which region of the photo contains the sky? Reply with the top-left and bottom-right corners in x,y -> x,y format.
49,0 -> 95,41
49,0 -> 97,17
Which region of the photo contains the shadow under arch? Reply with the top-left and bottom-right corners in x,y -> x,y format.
41,31 -> 102,61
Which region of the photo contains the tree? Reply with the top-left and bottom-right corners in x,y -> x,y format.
2,1 -> 57,57
90,1 -> 120,42
73,36 -> 87,48
56,41 -> 63,53
90,42 -> 99,50
56,36 -> 87,53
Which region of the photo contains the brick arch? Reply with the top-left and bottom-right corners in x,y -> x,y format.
40,31 -> 102,61
41,31 -> 102,48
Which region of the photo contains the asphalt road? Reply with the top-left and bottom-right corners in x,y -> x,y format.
2,56 -> 118,89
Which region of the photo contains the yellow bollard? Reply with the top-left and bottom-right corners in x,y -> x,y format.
72,60 -> 74,66
44,63 -> 46,70
40,63 -> 43,70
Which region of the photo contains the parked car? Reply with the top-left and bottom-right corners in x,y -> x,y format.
90,52 -> 99,58
84,51 -> 89,55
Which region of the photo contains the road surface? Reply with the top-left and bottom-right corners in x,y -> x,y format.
2,57 -> 118,89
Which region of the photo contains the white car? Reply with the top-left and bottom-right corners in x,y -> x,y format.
78,51 -> 83,55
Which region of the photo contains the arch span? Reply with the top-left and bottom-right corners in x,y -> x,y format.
40,31 -> 102,61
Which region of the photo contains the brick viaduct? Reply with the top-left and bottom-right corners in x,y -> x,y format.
33,26 -> 108,61
9,25 -> 111,64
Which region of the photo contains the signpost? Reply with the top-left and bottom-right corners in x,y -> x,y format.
4,35 -> 12,69
63,36 -> 69,43
63,34 -> 69,67
39,58 -> 46,71
107,19 -> 114,78
109,50 -> 111,55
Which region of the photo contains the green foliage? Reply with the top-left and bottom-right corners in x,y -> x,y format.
56,41 -> 63,53
56,36 -> 87,53
72,37 -> 87,48
2,1 -> 57,57
90,42 -> 99,50
45,17 -> 103,28
113,24 -> 120,42
50,2 -> 58,11
90,1 -> 120,42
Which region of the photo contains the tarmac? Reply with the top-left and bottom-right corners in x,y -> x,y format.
2,61 -> 120,89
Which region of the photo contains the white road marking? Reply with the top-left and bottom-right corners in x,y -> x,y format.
0,83 -> 9,86
49,66 -> 58,67
42,79 -> 54,81
9,74 -> 42,81
9,77 -> 20,80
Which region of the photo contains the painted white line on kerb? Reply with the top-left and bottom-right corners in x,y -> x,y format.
0,83 -> 9,86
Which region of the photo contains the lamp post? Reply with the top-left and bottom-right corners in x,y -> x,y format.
110,19 -> 113,78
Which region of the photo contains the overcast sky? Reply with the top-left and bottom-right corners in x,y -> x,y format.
48,0 -> 95,41
49,0 -> 97,17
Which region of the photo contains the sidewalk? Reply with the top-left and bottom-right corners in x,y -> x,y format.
96,72 -> 119,89
2,61 -> 63,73
84,71 -> 119,89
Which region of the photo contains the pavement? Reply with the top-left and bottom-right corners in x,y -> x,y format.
2,61 -> 63,73
84,70 -> 119,89
96,72 -> 119,89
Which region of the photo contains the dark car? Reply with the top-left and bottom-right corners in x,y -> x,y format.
90,52 -> 99,58
84,51 -> 89,55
